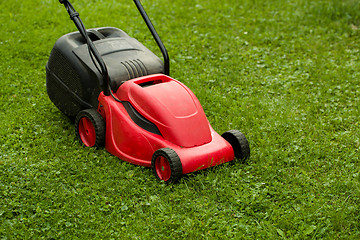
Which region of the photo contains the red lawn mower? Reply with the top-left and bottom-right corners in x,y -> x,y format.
46,0 -> 250,183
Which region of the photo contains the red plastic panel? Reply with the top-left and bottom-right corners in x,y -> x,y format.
117,74 -> 212,147
98,93 -> 155,166
98,92 -> 235,173
173,128 -> 234,174
97,74 -> 236,174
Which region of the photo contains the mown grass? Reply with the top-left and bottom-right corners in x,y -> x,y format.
1,0 -> 359,239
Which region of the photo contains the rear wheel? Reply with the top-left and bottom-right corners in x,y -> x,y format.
75,109 -> 105,147
152,148 -> 182,183
222,130 -> 250,162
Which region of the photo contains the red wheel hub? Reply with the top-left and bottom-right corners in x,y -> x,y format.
78,117 -> 96,147
155,156 -> 171,181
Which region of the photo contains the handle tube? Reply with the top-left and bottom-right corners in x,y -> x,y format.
133,0 -> 170,76
59,0 -> 111,96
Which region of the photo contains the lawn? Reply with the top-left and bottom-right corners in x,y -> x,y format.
1,0 -> 359,239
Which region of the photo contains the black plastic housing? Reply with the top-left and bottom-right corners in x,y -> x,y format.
46,27 -> 163,118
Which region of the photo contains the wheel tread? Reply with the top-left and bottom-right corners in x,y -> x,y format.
75,109 -> 105,148
222,129 -> 250,162
151,148 -> 182,183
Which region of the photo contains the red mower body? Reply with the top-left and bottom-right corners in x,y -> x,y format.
97,74 -> 234,174
50,0 -> 250,183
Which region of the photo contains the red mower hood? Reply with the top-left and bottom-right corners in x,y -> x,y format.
116,74 -> 212,147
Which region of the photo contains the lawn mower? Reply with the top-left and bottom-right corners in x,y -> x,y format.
46,0 -> 250,183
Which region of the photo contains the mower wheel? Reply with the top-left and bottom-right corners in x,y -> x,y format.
222,130 -> 250,162
75,109 -> 105,148
151,148 -> 182,183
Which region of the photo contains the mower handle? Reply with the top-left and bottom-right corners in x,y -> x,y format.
133,0 -> 170,76
58,0 -> 170,95
59,0 -> 111,96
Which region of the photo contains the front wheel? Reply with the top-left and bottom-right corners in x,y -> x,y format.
222,130 -> 250,163
151,148 -> 183,183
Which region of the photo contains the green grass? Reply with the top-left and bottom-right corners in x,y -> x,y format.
1,0 -> 360,239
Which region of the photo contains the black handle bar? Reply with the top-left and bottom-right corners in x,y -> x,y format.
59,0 -> 170,96
59,0 -> 111,96
133,0 -> 169,75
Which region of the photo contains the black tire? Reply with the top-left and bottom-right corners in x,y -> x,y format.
75,109 -> 105,148
151,148 -> 183,183
222,130 -> 250,162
